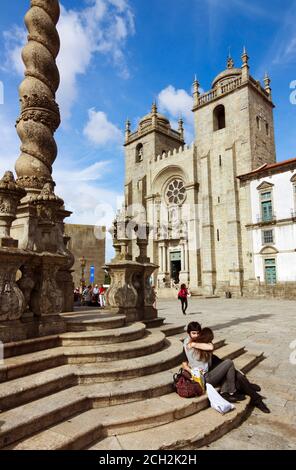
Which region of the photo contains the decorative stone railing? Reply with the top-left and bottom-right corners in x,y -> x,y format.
127,124 -> 182,144
197,75 -> 270,108
221,77 -> 242,94
198,89 -> 218,106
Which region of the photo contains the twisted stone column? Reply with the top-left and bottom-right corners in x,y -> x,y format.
15,0 -> 61,194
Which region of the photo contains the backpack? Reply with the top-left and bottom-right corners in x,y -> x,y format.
173,368 -> 204,398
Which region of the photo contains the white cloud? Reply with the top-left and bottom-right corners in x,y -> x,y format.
55,160 -> 111,182
0,111 -> 20,177
55,166 -> 123,262
83,109 -> 123,146
2,26 -> 26,76
3,0 -> 135,120
158,85 -> 195,144
158,85 -> 193,123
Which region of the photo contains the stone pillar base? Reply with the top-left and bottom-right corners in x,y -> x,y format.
0,314 -> 66,344
105,260 -> 159,323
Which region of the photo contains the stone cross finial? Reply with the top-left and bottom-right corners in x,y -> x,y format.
151,102 -> 157,115
227,56 -> 234,69
15,0 -> 61,194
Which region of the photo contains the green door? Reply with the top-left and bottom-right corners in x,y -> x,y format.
264,259 -> 276,285
262,201 -> 273,222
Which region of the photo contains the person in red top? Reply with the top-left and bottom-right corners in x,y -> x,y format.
178,283 -> 190,315
99,284 -> 106,308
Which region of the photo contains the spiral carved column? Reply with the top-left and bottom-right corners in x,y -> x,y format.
15,0 -> 61,194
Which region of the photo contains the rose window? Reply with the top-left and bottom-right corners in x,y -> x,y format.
166,179 -> 186,205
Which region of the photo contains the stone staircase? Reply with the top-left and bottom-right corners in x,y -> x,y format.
0,311 -> 263,450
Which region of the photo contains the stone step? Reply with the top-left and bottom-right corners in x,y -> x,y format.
0,386 -> 91,449
7,393 -> 210,450
8,351 -> 262,450
215,343 -> 246,361
0,338 -> 230,411
233,351 -> 264,373
89,398 -> 250,450
158,323 -> 186,337
0,365 -> 77,411
0,370 -> 175,449
142,318 -> 165,328
0,348 -> 66,383
0,332 -> 166,383
59,322 -> 146,346
64,313 -> 126,332
76,338 -> 184,383
0,341 -> 257,449
0,339 -> 182,412
65,331 -> 166,363
2,335 -> 60,359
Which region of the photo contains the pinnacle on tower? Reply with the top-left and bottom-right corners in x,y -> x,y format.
178,116 -> 184,140
193,75 -> 200,92
125,118 -> 131,142
241,46 -> 250,81
192,75 -> 200,107
264,71 -> 271,86
241,46 -> 249,65
125,118 -> 131,131
264,72 -> 272,98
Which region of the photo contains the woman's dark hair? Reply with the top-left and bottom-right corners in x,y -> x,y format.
197,327 -> 214,343
194,327 -> 214,363
180,283 -> 186,290
187,321 -> 201,334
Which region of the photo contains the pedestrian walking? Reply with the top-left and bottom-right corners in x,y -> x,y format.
178,283 -> 190,315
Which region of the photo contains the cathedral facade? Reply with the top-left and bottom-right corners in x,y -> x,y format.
123,51 -> 296,298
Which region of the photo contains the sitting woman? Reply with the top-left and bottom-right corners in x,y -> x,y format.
182,321 -> 270,412
183,326 -> 245,403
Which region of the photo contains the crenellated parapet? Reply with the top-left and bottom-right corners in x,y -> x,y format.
15,0 -> 61,193
152,143 -> 195,163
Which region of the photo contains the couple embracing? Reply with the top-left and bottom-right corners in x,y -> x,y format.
182,321 -> 270,413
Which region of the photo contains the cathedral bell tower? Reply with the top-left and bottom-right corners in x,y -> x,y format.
124,103 -> 185,258
193,50 -> 276,296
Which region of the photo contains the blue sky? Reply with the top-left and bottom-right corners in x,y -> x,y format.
0,0 -> 296,259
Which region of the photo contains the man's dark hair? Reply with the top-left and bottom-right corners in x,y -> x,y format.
187,321 -> 202,334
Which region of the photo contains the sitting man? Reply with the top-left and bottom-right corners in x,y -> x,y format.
182,321 -> 270,413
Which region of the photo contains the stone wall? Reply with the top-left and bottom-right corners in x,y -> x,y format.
65,224 -> 105,288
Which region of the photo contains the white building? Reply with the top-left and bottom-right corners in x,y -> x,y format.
238,158 -> 296,297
